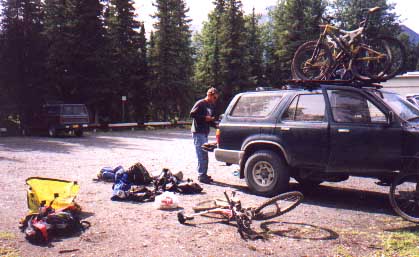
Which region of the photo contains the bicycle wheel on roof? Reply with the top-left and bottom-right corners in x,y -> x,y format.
292,41 -> 333,80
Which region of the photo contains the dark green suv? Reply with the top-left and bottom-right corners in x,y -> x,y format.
215,83 -> 419,199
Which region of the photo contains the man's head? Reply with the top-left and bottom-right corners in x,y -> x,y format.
206,87 -> 219,104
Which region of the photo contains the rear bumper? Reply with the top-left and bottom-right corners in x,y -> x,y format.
214,148 -> 244,165
58,124 -> 88,130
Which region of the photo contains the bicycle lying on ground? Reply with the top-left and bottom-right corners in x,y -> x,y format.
177,191 -> 303,239
292,6 -> 405,82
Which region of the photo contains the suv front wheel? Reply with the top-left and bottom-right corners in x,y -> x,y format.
244,150 -> 290,196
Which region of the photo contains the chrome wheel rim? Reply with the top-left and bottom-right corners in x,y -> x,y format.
252,161 -> 275,187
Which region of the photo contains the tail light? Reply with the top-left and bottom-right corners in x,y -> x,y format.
216,129 -> 220,145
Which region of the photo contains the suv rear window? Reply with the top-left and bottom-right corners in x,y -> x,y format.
230,94 -> 282,117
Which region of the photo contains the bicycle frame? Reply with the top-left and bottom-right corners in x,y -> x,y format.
310,7 -> 387,79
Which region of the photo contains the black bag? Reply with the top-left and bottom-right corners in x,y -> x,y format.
177,180 -> 203,194
126,162 -> 153,185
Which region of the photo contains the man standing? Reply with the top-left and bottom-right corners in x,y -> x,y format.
190,87 -> 219,183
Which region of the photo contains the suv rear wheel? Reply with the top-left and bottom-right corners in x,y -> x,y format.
244,150 -> 290,196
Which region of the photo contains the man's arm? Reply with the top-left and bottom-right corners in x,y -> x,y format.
190,101 -> 206,123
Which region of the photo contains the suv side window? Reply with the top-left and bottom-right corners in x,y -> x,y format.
283,94 -> 325,122
327,90 -> 386,123
230,95 -> 282,117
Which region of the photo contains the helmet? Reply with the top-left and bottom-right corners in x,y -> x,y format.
116,190 -> 128,199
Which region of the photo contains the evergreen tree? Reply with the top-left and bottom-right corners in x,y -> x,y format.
399,34 -> 419,72
244,8 -> 264,88
104,0 -> 148,122
151,0 -> 193,120
193,0 -> 225,95
0,0 -> 46,123
147,31 -> 159,120
44,0 -> 106,121
259,8 -> 277,86
218,0 -> 247,107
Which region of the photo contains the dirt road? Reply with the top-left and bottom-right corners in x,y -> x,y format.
0,129 -> 414,256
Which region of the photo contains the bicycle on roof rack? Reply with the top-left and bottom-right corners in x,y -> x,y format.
291,6 -> 406,82
177,191 -> 303,239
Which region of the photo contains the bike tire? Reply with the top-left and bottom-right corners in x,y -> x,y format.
351,39 -> 392,81
192,199 -> 229,212
253,191 -> 303,221
389,173 -> 419,223
376,36 -> 406,81
291,41 -> 333,80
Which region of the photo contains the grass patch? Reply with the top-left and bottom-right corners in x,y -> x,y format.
0,246 -> 20,257
378,230 -> 419,257
0,232 -> 15,240
335,245 -> 354,257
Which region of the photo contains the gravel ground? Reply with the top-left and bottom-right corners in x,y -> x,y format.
0,128 -> 415,256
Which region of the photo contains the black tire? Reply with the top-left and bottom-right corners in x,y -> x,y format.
291,40 -> 333,80
244,150 -> 290,196
295,177 -> 323,188
253,191 -> 303,221
351,40 -> 392,81
293,170 -> 323,188
389,173 -> 419,223
192,199 -> 229,212
376,36 -> 406,80
177,211 -> 187,224
75,130 -> 83,137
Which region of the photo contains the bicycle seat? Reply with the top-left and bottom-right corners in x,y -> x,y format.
368,6 -> 380,13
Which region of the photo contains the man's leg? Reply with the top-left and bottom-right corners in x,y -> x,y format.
193,133 -> 210,181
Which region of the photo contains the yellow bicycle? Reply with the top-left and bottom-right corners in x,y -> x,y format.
292,7 -> 405,82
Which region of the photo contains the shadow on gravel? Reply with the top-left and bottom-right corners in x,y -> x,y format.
385,224 -> 419,233
260,221 -> 339,240
211,180 -> 251,194
0,134 -> 147,154
291,182 -> 395,216
100,129 -> 194,141
0,156 -> 23,162
80,211 -> 95,219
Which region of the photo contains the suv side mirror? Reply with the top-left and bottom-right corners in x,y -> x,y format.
218,114 -> 225,121
387,111 -> 394,126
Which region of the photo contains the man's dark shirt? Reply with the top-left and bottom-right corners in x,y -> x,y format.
190,99 -> 216,135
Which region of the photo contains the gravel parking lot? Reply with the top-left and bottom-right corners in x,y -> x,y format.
0,128 -> 415,256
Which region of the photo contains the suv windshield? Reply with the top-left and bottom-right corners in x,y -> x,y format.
380,92 -> 419,121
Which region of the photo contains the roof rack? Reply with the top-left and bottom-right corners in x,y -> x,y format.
283,79 -> 383,89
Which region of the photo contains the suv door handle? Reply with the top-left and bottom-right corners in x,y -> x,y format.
338,128 -> 350,133
280,127 -> 291,131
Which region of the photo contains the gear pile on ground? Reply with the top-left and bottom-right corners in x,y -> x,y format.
19,177 -> 90,245
101,162 -> 203,202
